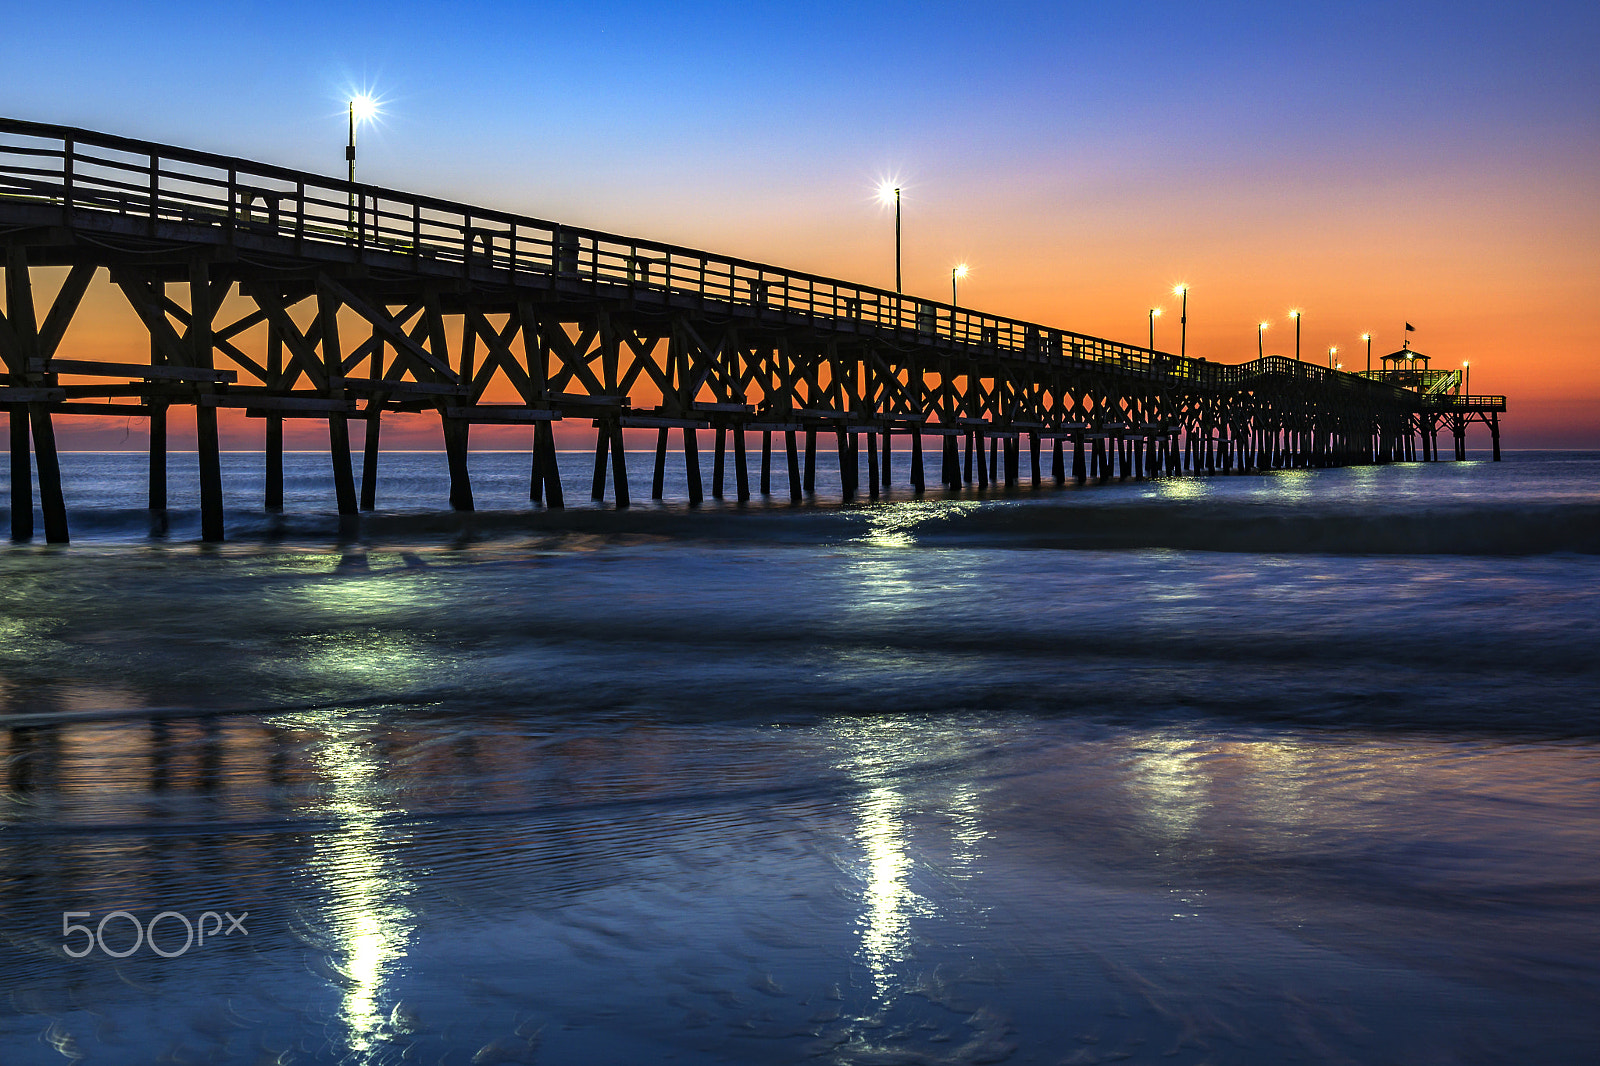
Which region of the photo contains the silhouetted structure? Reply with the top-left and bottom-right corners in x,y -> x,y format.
0,118 -> 1506,542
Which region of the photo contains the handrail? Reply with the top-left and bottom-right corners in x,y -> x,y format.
0,116 -> 1426,408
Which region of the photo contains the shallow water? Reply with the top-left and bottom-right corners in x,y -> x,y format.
1,453 -> 1597,1063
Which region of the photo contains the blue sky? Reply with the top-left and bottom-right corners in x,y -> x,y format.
5,1 -> 1598,439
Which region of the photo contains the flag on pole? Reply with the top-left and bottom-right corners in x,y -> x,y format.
1405,322 -> 1416,332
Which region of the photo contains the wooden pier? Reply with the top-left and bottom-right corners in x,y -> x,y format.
0,118 -> 1506,542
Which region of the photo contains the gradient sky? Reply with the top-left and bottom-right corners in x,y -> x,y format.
5,0 -> 1597,447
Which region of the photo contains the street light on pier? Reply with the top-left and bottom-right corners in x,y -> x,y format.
347,94 -> 379,227
1289,309 -> 1301,361
877,183 -> 902,294
1258,321 -> 1268,359
952,263 -> 968,307
1362,332 -> 1372,375
1328,345 -> 1338,370
1462,360 -> 1470,397
1150,306 -> 1162,354
1173,284 -> 1188,359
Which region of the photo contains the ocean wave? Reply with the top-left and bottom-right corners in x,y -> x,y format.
5,496 -> 1598,554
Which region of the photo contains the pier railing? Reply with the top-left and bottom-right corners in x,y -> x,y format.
0,117 -> 1418,405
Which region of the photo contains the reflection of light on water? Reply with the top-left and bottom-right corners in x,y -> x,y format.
285,716 -> 413,1055
857,784 -> 914,998
853,499 -> 981,547
1155,478 -> 1209,500
945,782 -> 984,867
301,633 -> 432,689
1126,736 -> 1209,837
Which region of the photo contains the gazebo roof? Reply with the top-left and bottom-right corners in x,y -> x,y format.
1381,348 -> 1429,365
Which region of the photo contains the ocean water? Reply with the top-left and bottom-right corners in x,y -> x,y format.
1,450 -> 1597,1064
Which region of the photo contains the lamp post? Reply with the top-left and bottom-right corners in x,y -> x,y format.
1258,321 -> 1268,359
1173,284 -> 1188,359
952,263 -> 967,307
1150,306 -> 1162,354
1462,361 -> 1470,397
347,94 -> 377,228
1289,309 -> 1301,361
1328,345 -> 1338,370
1362,332 -> 1372,375
878,183 -> 902,294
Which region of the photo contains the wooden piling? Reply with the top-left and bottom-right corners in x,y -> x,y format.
591,426 -> 609,500
1052,438 -> 1065,484
537,421 -> 564,507
712,426 -> 726,499
329,413 -> 359,518
911,431 -> 925,492
608,421 -> 629,508
190,264 -> 224,543
530,429 -> 546,503
839,431 -> 856,499
803,428 -> 816,493
652,427 -> 668,499
867,431 -> 879,498
149,403 -> 168,512
6,249 -> 68,544
360,413 -> 380,510
196,406 -> 225,541
683,426 -> 703,504
8,408 -> 31,541
976,431 -> 989,489
785,430 -> 801,502
1029,433 -> 1041,487
1074,435 -> 1086,485
265,322 -> 283,511
734,427 -> 750,501
444,417 -> 474,511
760,430 -> 771,494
